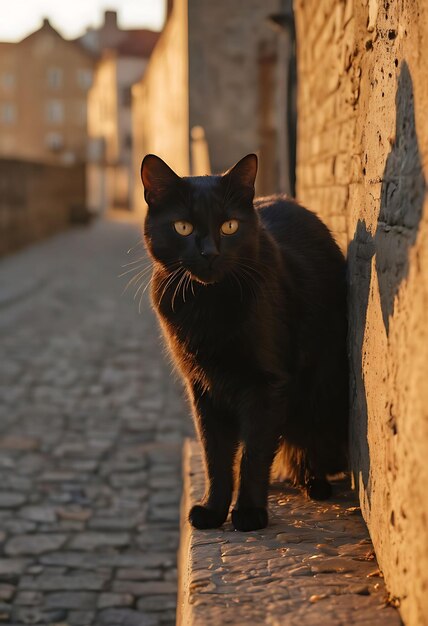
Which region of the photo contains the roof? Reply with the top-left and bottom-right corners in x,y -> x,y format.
113,29 -> 160,58
3,16 -> 160,61
19,18 -> 63,44
19,18 -> 96,58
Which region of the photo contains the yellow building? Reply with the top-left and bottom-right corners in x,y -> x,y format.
87,31 -> 159,212
0,19 -> 94,164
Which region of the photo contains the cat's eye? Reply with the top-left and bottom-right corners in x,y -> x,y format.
174,221 -> 193,236
220,219 -> 239,235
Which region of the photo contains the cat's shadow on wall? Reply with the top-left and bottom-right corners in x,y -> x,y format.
347,60 -> 425,501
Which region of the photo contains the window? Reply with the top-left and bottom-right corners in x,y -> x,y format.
121,86 -> 132,107
47,67 -> 63,89
45,132 -> 63,152
46,100 -> 64,124
1,73 -> 15,90
124,134 -> 132,150
77,69 -> 92,90
0,103 -> 16,124
87,137 -> 105,161
75,101 -> 86,125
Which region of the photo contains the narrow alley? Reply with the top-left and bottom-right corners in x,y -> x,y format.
0,217 -> 190,626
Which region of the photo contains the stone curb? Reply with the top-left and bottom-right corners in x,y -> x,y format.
177,439 -> 402,626
176,439 -> 195,626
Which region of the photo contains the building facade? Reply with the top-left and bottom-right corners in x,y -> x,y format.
86,13 -> 159,212
187,0 -> 295,195
0,19 -> 94,164
132,0 -> 190,217
131,0 -> 296,214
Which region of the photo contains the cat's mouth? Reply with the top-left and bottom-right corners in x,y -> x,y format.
182,258 -> 227,286
190,271 -> 218,285
188,266 -> 222,285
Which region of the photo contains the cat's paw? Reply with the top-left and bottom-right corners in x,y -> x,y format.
188,505 -> 226,529
232,507 -> 268,532
306,477 -> 332,500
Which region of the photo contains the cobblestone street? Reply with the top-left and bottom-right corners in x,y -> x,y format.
0,217 -> 190,626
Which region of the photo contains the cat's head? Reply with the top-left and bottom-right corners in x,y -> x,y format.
141,153 -> 259,284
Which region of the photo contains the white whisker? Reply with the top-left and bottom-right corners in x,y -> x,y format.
121,256 -> 148,268
171,270 -> 187,311
119,263 -> 151,278
127,240 -> 144,254
158,267 -> 183,306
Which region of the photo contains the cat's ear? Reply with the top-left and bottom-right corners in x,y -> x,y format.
141,154 -> 180,205
224,154 -> 258,191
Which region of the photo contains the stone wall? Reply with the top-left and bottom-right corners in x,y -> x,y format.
294,1 -> 428,624
0,159 -> 86,256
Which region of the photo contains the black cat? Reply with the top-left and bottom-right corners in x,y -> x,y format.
141,153 -> 348,532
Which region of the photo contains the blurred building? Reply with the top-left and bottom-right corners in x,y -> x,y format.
0,19 -> 94,164
132,0 -> 295,213
78,10 -> 159,57
188,0 -> 295,195
86,12 -> 160,212
132,0 -> 189,210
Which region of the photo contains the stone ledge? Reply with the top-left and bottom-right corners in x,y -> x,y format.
177,439 -> 402,626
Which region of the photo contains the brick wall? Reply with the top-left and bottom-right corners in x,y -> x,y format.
294,1 -> 428,624
0,159 -> 86,256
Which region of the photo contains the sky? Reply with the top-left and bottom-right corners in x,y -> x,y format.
0,0 -> 166,41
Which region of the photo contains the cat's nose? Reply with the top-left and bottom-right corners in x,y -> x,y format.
200,249 -> 219,265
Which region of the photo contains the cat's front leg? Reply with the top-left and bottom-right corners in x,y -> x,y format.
189,383 -> 238,529
232,391 -> 281,532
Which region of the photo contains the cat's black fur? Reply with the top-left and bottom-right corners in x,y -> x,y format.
141,153 -> 348,532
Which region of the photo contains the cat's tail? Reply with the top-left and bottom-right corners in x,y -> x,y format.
271,438 -> 347,500
270,439 -> 307,486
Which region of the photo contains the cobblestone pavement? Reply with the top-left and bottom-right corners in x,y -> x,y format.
0,218 -> 191,626
178,440 -> 403,626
